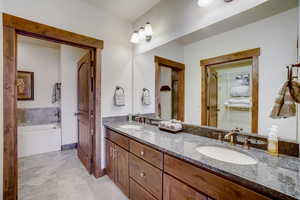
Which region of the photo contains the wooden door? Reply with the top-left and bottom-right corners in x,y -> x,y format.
77,52 -> 94,173
114,145 -> 129,197
106,139 -> 115,180
207,69 -> 218,127
163,174 -> 208,200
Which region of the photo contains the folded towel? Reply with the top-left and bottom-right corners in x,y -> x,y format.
227,98 -> 250,105
230,86 -> 250,97
270,82 -> 296,119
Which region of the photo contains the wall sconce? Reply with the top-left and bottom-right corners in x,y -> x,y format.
130,22 -> 153,44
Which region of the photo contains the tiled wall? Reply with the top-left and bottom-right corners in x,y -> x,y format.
17,107 -> 60,126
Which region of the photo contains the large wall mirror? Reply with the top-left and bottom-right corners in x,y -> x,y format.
133,2 -> 299,141
201,48 -> 260,133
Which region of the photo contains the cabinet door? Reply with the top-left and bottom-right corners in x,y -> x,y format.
164,174 -> 208,200
106,139 -> 114,180
115,145 -> 129,197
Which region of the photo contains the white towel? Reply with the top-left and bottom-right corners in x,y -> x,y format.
230,86 -> 250,97
141,88 -> 151,105
114,87 -> 125,106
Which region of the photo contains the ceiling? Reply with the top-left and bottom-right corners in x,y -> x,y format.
176,0 -> 298,45
84,0 -> 161,22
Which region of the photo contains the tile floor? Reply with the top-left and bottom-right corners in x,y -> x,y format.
19,149 -> 128,200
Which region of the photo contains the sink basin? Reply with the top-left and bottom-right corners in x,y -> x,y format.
196,146 -> 257,165
119,125 -> 142,130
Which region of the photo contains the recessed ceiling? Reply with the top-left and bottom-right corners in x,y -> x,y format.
84,0 -> 161,22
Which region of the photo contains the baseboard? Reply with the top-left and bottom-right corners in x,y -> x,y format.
61,143 -> 78,151
94,168 -> 106,178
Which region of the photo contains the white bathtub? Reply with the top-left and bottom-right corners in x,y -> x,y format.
18,123 -> 62,158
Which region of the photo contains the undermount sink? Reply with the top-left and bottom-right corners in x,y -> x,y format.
119,125 -> 142,130
196,146 -> 258,165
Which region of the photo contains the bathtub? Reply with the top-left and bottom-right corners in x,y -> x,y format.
18,123 -> 61,158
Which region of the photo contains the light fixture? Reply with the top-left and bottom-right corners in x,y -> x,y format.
197,0 -> 214,7
130,31 -> 139,44
138,27 -> 146,41
144,22 -> 153,42
130,22 -> 153,44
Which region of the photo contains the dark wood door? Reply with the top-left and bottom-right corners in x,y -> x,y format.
114,145 -> 129,197
208,69 -> 218,127
106,139 -> 115,180
77,52 -> 94,173
163,174 -> 208,200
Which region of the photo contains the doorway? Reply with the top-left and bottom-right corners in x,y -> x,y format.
3,13 -> 103,200
200,48 -> 260,133
155,56 -> 185,121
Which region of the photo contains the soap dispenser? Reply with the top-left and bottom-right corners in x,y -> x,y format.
267,125 -> 279,156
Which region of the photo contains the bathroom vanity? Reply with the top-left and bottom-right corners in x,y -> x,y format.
104,121 -> 300,200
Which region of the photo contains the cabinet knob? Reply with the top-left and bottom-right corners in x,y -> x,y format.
140,172 -> 146,178
140,151 -> 145,156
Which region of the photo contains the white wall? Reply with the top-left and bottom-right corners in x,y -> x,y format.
3,0 -> 133,168
133,41 -> 183,114
60,45 -> 87,145
17,41 -> 60,108
133,0 -> 266,54
160,67 -> 172,119
184,8 -> 298,140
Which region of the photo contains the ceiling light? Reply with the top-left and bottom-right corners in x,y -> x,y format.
197,0 -> 214,7
138,27 -> 146,41
130,31 -> 139,44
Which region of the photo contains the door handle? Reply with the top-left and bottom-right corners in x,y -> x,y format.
74,112 -> 82,116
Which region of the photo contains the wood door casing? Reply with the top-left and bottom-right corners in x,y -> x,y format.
207,69 -> 218,127
114,145 -> 130,197
77,52 -> 94,173
200,48 -> 260,133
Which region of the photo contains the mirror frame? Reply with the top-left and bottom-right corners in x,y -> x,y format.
200,48 -> 260,133
155,56 -> 185,121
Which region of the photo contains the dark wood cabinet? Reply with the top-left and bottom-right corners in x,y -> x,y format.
129,154 -> 163,200
105,139 -> 114,180
130,140 -> 163,169
130,179 -> 157,200
105,138 -> 129,197
106,128 -> 273,200
114,145 -> 129,197
164,174 -> 208,200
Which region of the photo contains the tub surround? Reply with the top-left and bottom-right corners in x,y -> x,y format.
104,120 -> 300,200
17,107 -> 60,126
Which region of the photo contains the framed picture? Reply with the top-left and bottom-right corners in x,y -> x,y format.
17,71 -> 34,100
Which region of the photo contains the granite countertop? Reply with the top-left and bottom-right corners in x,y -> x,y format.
104,121 -> 300,200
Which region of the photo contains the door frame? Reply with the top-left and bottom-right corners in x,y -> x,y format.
3,13 -> 104,200
155,56 -> 185,121
200,48 -> 260,133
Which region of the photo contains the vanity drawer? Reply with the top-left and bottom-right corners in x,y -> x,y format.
129,154 -> 163,200
106,129 -> 129,150
164,155 -> 271,200
130,179 -> 157,200
163,174 -> 208,200
130,140 -> 163,169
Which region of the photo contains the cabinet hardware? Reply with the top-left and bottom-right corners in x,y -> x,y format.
140,151 -> 145,156
140,172 -> 146,178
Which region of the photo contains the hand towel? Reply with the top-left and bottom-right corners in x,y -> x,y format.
270,82 -> 296,119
